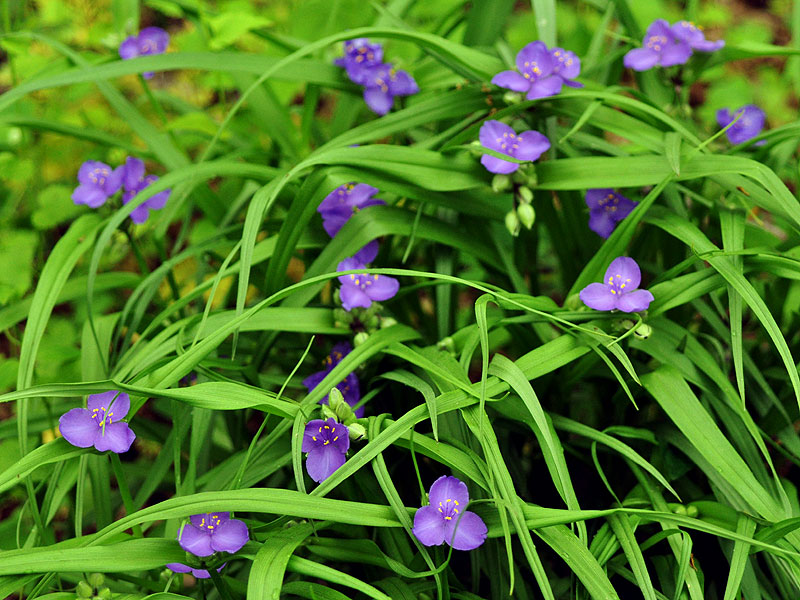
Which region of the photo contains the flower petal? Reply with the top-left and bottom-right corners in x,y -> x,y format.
354,240 -> 379,264
444,510 -> 488,550
139,27 -> 170,54
178,523 -> 215,557
306,444 -> 347,483
525,75 -> 563,100
428,475 -> 470,508
346,184 -> 380,208
93,391 -> 130,419
584,188 -> 613,210
623,48 -> 659,71
210,518 -> 248,553
166,562 -> 192,574
94,422 -> 136,453
412,505 -> 446,546
659,42 -> 692,67
302,419 -> 327,452
363,87 -> 394,116
302,371 -> 327,394
122,157 -> 146,191
389,70 -> 419,96
479,120 -> 515,153
515,41 -> 552,74
322,210 -> 350,238
71,185 -> 107,209
515,130 -> 550,162
59,408 -> 98,448
340,284 -> 373,311
579,282 -> 618,311
119,37 -> 140,60
480,154 -> 518,174
616,289 -> 654,313
129,205 -> 151,224
604,256 -> 641,290
364,274 -> 399,302
490,70 -> 529,92
588,209 -> 616,239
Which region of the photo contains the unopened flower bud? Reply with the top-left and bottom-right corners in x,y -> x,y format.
505,210 -> 520,237
633,323 -> 652,340
437,336 -> 455,353
502,91 -> 523,105
94,588 -> 112,600
517,186 -> 533,203
353,331 -> 369,346
517,203 -> 535,229
77,581 -> 93,598
380,316 -> 398,329
564,293 -> 583,311
348,421 -> 366,440
686,504 -> 699,518
328,387 -> 345,412
469,140 -> 485,157
87,573 -> 105,588
491,174 -> 512,192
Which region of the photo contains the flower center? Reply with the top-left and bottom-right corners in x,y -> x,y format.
521,60 -> 542,80
607,273 -> 632,295
89,167 -> 110,186
311,423 -> 340,446
199,514 -> 223,530
91,406 -> 114,427
645,35 -> 668,52
437,497 -> 461,521
495,132 -> 519,156
348,272 -> 380,291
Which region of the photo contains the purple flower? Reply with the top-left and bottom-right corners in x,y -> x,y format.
550,47 -> 583,88
335,38 -> 384,83
119,27 -> 169,79
302,418 -> 350,482
479,120 -> 550,174
716,105 -> 766,145
579,256 -> 654,313
337,257 -> 400,311
671,21 -> 724,52
412,476 -> 488,551
302,342 -> 363,418
166,562 -> 224,580
623,19 -> 692,71
58,391 -> 136,453
491,41 -> 569,100
317,183 -> 385,238
357,63 -> 419,116
585,189 -> 638,238
120,157 -> 171,224
177,513 -> 248,557
71,161 -> 124,208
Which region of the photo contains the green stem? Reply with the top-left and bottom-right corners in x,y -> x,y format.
124,225 -> 150,275
207,564 -> 235,600
109,453 -> 143,537
138,75 -> 180,146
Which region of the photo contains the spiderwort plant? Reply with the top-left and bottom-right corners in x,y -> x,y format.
302,342 -> 363,417
337,256 -> 400,311
119,27 -> 170,79
59,391 -> 136,453
166,512 -> 248,578
71,161 -> 124,208
302,417 -> 350,482
335,38 -> 384,82
717,105 -> 766,145
671,21 -> 725,52
585,189 -> 638,238
412,476 -> 488,551
580,257 -> 654,313
491,41 -> 581,99
624,19 -> 723,71
479,120 -> 550,174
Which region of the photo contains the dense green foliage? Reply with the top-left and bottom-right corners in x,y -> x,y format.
2,0 -> 800,598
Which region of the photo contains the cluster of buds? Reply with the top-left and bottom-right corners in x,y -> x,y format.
76,574 -> 111,599
321,387 -> 367,441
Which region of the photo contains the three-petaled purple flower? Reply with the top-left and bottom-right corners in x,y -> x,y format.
303,342 -> 363,418
671,21 -> 725,52
119,27 -> 170,79
624,19 -> 722,71
479,120 -> 550,174
412,476 -> 488,551
71,161 -> 124,208
59,391 -> 136,453
337,257 -> 400,311
335,38 -> 384,83
717,105 -> 765,145
585,189 -> 638,238
579,256 -> 654,313
357,63 -> 419,116
166,512 -> 248,579
302,418 -> 350,482
491,41 -> 581,100
318,183 -> 385,238
121,157 -> 171,224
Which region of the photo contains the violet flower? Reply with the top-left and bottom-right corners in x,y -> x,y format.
302,342 -> 363,418
337,256 -> 400,311
71,161 -> 124,208
491,41 -> 575,100
357,63 -> 419,116
302,418 -> 350,482
412,476 -> 488,551
175,512 -> 248,557
585,189 -> 638,239
166,562 -> 224,580
623,20 -> 692,71
59,391 -> 136,453
671,21 -> 724,52
579,256 -> 654,313
317,183 -> 385,238
335,38 -> 384,83
717,105 -> 765,145
119,27 -> 170,79
121,157 -> 171,224
479,120 -> 550,174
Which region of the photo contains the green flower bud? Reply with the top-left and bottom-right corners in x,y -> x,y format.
491,174 -> 512,192
468,140 -> 485,157
77,581 -> 93,598
517,186 -> 533,203
633,323 -> 652,340
353,331 -> 369,346
686,504 -> 699,518
348,421 -> 367,441
505,210 -> 520,237
87,573 -> 105,588
502,91 -> 523,105
672,504 -> 688,515
522,165 -> 538,187
380,316 -> 398,329
328,387 -> 345,412
517,203 -> 535,229
437,336 -> 455,353
564,293 -> 583,311
94,587 -> 112,600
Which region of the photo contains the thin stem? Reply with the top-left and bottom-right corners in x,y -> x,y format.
124,225 -> 150,275
109,453 -> 143,537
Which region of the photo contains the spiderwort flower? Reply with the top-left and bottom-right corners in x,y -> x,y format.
71,161 -> 124,208
585,189 -> 638,238
119,27 -> 170,79
175,513 -> 248,557
623,20 -> 692,71
335,38 -> 384,82
479,120 -> 550,174
357,63 -> 419,116
492,41 -> 575,100
302,418 -> 350,482
337,257 -> 400,311
58,391 -> 136,453
303,342 -> 363,418
121,157 -> 171,224
716,105 -> 766,145
580,256 -> 654,313
671,21 -> 724,52
165,562 -> 224,580
317,183 -> 385,238
412,476 -> 488,551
